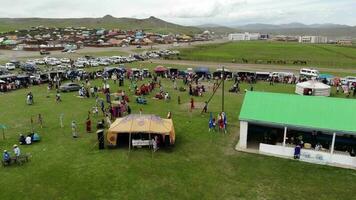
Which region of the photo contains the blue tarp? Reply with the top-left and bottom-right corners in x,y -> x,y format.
319,74 -> 334,79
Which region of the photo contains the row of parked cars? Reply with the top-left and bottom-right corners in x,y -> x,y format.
0,49 -> 180,73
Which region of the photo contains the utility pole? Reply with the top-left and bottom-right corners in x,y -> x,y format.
221,66 -> 225,112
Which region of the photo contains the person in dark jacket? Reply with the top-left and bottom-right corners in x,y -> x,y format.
19,134 -> 26,145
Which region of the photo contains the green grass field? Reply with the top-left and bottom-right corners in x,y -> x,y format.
1,63 -> 356,200
178,41 -> 356,68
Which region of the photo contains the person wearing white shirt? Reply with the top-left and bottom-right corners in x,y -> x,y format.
13,145 -> 21,157
25,136 -> 32,145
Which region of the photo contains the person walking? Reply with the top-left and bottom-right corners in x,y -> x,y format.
13,145 -> 21,159
71,121 -> 78,138
86,117 -> 92,133
190,98 -> 195,111
3,150 -> 11,165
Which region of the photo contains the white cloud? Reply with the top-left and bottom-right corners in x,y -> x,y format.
0,0 -> 355,26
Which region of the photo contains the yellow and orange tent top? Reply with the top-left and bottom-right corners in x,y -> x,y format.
107,114 -> 175,145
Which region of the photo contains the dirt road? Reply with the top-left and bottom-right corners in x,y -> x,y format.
145,59 -> 356,75
0,39 -> 227,61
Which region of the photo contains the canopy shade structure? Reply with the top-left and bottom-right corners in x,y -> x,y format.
319,74 -> 334,79
295,80 -> 331,96
239,92 -> 356,134
194,67 -> 210,74
154,66 -> 168,72
107,114 -> 175,146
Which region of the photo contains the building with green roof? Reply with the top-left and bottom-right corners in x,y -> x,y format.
238,92 -> 356,168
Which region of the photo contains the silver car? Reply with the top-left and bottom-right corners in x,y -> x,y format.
59,83 -> 81,92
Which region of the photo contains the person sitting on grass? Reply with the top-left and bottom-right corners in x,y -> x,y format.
3,150 -> 11,165
19,134 -> 26,145
32,133 -> 41,142
25,135 -> 32,145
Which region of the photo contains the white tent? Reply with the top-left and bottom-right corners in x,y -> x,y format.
295,80 -> 331,96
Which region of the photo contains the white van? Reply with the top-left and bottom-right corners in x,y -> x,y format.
5,63 -> 16,70
300,68 -> 319,77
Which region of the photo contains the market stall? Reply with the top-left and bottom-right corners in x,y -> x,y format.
107,114 -> 175,148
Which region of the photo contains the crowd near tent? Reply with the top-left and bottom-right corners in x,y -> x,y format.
295,80 -> 331,96
194,67 -> 210,77
107,114 -> 175,147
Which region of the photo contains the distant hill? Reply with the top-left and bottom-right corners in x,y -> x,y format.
0,15 -> 202,35
197,24 -> 238,35
235,23 -> 356,39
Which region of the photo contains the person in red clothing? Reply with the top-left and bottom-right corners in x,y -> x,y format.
190,98 -> 195,111
86,117 -> 92,133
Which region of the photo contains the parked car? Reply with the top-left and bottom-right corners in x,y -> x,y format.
5,63 -> 16,70
40,50 -> 50,55
9,60 -> 21,67
59,83 -> 81,92
33,59 -> 45,65
60,58 -> 71,63
20,63 -> 37,72
89,61 -> 99,67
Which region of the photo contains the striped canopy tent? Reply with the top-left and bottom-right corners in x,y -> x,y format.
107,114 -> 175,146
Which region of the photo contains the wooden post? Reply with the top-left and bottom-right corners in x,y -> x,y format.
221,66 -> 225,112
283,127 -> 287,147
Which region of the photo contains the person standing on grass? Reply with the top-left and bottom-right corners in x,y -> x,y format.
3,150 -> 11,165
71,121 -> 78,138
86,117 -> 92,133
190,98 -> 195,111
38,114 -> 43,128
202,101 -> 208,113
13,145 -> 20,159
100,100 -> 105,116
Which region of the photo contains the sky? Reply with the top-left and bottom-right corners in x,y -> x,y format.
0,0 -> 355,26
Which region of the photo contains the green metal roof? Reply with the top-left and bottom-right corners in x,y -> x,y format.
239,92 -> 356,134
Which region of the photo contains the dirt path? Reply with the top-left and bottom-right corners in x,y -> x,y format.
144,59 -> 356,74
0,39 -> 228,61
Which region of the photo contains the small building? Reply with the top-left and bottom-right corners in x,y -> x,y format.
337,39 -> 353,46
228,32 -> 260,41
238,92 -> 356,168
299,36 -> 328,44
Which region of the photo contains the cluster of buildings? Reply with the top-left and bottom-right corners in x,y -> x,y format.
228,32 -> 353,45
0,26 -> 213,51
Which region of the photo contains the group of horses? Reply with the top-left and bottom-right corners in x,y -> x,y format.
234,58 -> 308,65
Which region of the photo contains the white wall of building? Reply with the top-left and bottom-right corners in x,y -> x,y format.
228,32 -> 260,41
298,36 -> 328,44
239,121 -> 248,148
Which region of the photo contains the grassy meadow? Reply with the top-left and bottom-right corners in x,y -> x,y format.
0,63 -> 356,199
177,41 -> 356,68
